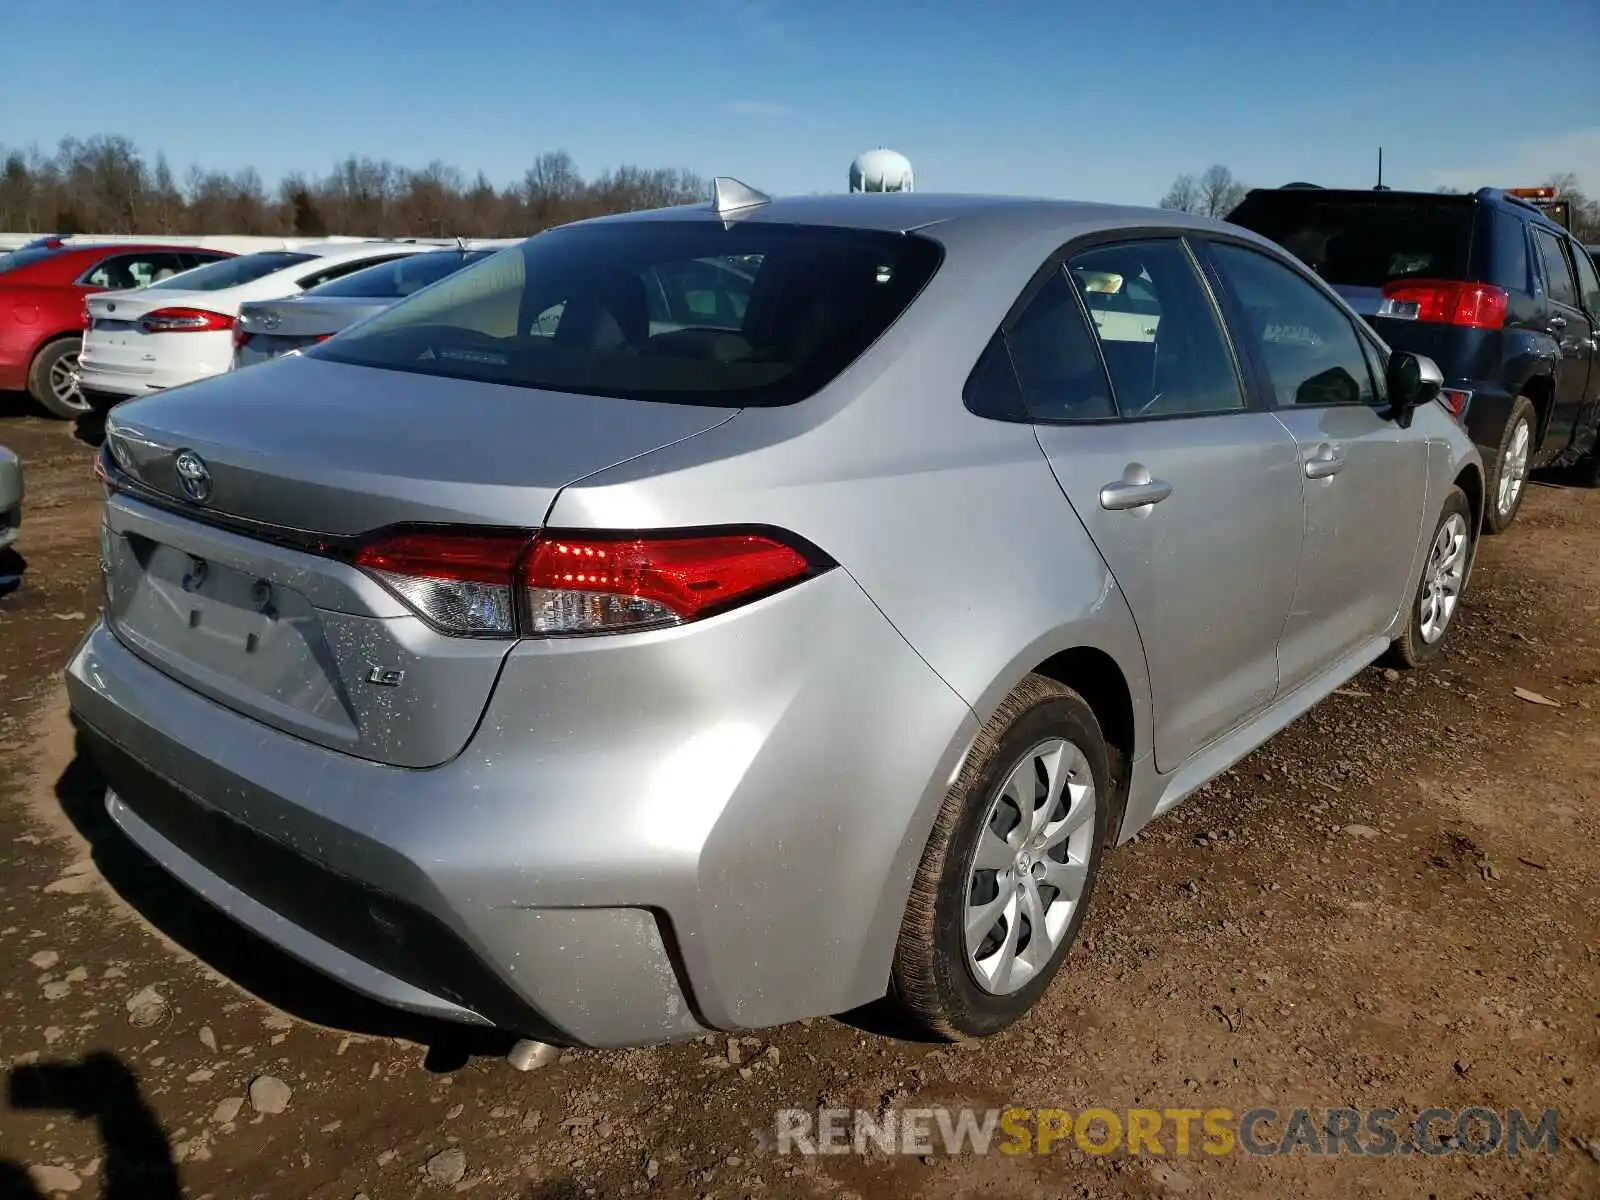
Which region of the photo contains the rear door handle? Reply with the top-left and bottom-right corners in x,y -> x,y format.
1304,444 -> 1346,479
1549,314 -> 1567,332
1099,475 -> 1173,511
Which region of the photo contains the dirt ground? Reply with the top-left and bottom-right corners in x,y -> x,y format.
1,392 -> 1597,1200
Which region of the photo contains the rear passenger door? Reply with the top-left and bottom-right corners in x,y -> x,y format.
1530,226 -> 1594,455
1200,238 -> 1429,691
1021,237 -> 1306,773
1568,244 -> 1600,458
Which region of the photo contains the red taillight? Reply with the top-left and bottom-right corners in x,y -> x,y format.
1378,279 -> 1507,329
351,527 -> 825,638
521,533 -> 816,635
1440,388 -> 1472,421
140,307 -> 235,334
233,328 -> 252,350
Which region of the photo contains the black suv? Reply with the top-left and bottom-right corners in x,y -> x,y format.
1227,186 -> 1600,531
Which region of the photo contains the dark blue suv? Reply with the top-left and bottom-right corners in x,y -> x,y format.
1228,186 -> 1600,532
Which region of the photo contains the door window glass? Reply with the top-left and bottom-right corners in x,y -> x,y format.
1002,269 -> 1115,421
1208,241 -> 1377,408
1570,239 -> 1600,316
1533,228 -> 1579,308
81,252 -> 191,289
1067,240 -> 1245,417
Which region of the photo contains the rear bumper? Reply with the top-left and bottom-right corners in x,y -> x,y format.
65,568 -> 976,1047
79,341 -> 230,399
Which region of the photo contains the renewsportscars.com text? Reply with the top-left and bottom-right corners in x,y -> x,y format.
772,1106 -> 1561,1158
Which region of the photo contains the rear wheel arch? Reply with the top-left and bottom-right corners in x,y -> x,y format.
1520,375 -> 1555,445
1453,462 -> 1485,535
1027,646 -> 1135,838
1030,646 -> 1135,772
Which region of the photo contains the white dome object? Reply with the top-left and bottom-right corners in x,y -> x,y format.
849,148 -> 914,193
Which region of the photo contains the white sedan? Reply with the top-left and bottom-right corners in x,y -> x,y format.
77,242 -> 431,413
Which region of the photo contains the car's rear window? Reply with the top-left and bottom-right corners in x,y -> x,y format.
1226,193 -> 1475,288
0,245 -> 64,276
308,222 -> 944,407
306,250 -> 494,299
149,251 -> 316,292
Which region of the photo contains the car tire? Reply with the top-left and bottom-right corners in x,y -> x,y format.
1575,452 -> 1600,490
1384,485 -> 1474,669
1482,397 -> 1535,534
889,673 -> 1117,1040
26,337 -> 89,420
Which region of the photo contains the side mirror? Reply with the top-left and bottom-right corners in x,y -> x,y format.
1384,351 -> 1443,428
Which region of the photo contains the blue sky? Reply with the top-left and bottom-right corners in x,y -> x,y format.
1,0 -> 1596,204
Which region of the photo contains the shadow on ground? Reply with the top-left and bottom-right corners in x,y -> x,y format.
54,736 -> 518,1072
0,1052 -> 180,1199
0,391 -> 38,421
0,550 -> 23,598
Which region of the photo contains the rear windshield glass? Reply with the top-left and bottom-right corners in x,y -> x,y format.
0,246 -> 64,276
308,222 -> 944,407
1226,194 -> 1475,288
306,250 -> 495,299
148,251 -> 315,292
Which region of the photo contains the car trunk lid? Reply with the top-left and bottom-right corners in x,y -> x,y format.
234,297 -> 387,368
100,354 -> 737,767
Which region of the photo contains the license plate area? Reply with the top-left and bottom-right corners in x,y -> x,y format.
106,533 -> 358,737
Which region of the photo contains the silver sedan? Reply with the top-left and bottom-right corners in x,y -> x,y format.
232,244 -> 516,369
0,443 -> 21,557
68,185 -> 1481,1048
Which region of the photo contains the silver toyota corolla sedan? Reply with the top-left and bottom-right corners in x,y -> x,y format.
66,184 -> 1483,1049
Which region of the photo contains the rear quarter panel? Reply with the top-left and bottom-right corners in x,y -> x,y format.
543,221 -> 1159,1012
0,283 -> 86,388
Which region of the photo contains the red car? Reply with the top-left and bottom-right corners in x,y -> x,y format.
0,239 -> 234,417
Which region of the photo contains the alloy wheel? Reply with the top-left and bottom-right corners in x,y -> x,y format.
964,737 -> 1096,996
1497,418 -> 1530,517
1419,512 -> 1470,644
48,351 -> 88,415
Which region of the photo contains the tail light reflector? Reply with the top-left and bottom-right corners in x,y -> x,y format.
1439,388 -> 1471,421
1377,279 -> 1507,329
354,532 -> 529,637
140,307 -> 235,334
233,328 -> 252,350
352,528 -> 827,638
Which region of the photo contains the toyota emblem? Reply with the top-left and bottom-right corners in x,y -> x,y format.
174,450 -> 213,504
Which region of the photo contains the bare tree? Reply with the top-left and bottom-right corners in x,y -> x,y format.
1197,164 -> 1247,218
1544,173 -> 1600,242
1159,174 -> 1201,213
0,136 -> 719,238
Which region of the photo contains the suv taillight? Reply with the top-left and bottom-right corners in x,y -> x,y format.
1377,279 -> 1507,329
352,528 -> 828,638
140,307 -> 235,334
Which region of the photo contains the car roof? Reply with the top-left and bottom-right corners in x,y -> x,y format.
1232,184 -> 1577,236
571,190 -> 1251,244
259,241 -> 428,260
56,242 -> 230,255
